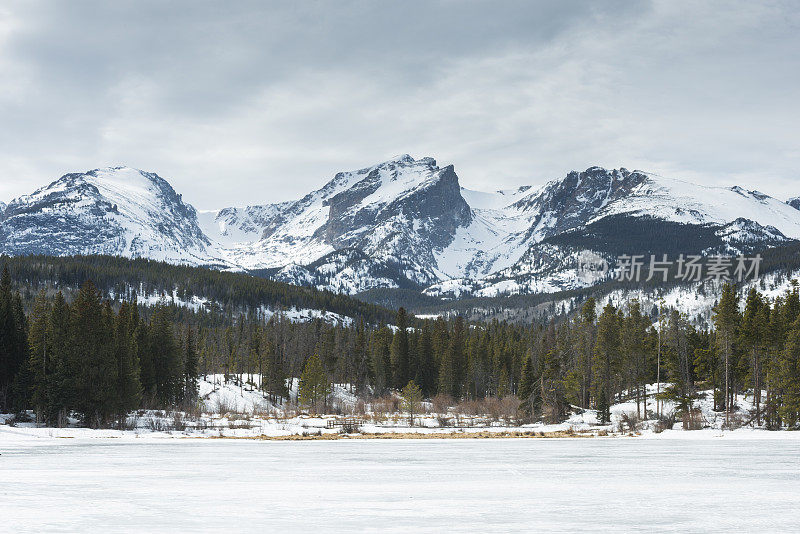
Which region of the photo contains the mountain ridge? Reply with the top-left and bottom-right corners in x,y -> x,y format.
2,157 -> 798,308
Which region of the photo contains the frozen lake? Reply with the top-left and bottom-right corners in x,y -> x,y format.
3,437 -> 799,532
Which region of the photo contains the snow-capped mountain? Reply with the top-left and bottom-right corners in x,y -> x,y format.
200,155 -> 474,289
0,167 -> 228,266
3,158 -> 799,306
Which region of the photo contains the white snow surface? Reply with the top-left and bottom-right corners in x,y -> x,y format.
6,160 -> 800,307
3,377 -> 800,532
4,166 -> 228,266
4,436 -> 800,532
598,173 -> 800,238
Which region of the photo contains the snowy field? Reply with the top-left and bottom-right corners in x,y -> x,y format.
0,378 -> 783,440
2,437 -> 800,532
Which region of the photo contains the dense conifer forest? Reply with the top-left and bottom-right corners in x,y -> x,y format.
3,256 -> 800,430
0,254 -> 395,325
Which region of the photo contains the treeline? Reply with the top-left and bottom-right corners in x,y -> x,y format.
4,256 -> 800,430
0,254 -> 395,325
1,270 -> 198,427
189,281 -> 800,429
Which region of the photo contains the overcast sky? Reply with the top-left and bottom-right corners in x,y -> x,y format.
1,1 -> 798,209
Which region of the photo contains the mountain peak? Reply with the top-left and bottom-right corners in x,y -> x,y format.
1,166 -> 223,266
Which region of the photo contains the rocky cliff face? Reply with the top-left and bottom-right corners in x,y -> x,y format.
4,158 -> 800,300
0,167 -> 225,266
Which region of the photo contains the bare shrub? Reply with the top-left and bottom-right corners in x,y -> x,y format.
436,415 -> 452,427
171,411 -> 187,431
499,396 -> 520,424
230,419 -> 254,430
340,421 -> 360,434
193,419 -> 209,431
123,414 -> 140,431
214,397 -> 236,416
617,411 -> 641,433
682,408 -> 704,430
146,416 -> 169,432
454,399 -> 481,417
483,397 -> 502,422
372,395 -> 399,416
432,394 -> 454,415
653,412 -> 676,433
725,412 -> 744,430
353,399 -> 366,416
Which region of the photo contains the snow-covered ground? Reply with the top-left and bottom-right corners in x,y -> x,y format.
0,378 -> 788,443
3,378 -> 799,531
2,437 -> 800,532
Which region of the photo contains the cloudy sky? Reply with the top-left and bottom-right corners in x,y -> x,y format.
1,1 -> 798,209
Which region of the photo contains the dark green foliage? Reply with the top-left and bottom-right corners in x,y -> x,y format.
6,256 -> 800,431
390,307 -> 409,388
298,354 -> 329,413
0,266 -> 28,412
69,282 -> 117,427
0,254 -> 394,325
518,355 -> 539,417
182,326 -> 198,402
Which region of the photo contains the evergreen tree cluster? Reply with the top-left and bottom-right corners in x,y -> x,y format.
2,272 -> 198,427
4,255 -> 800,430
0,254 -> 395,325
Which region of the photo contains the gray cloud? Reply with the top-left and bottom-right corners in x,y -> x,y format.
0,0 -> 798,209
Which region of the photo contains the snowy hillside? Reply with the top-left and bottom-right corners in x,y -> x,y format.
208,155 -> 473,291
597,174 -> 800,238
3,159 -> 800,321
0,167 -> 228,266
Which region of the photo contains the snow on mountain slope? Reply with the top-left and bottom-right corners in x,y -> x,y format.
4,159 -> 800,306
0,167 -> 228,266
425,167 -> 800,300
220,155 -> 473,290
197,203 -> 291,247
598,174 -> 800,238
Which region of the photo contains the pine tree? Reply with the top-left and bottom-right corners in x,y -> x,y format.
438,341 -> 455,399
113,302 -> 142,427
369,326 -> 392,394
714,283 -> 740,428
182,326 -> 198,402
578,298 -> 597,408
593,303 -> 620,424
518,355 -> 539,418
622,300 -> 651,418
298,354 -> 329,413
496,367 -> 511,398
146,304 -> 183,405
70,281 -> 117,427
0,266 -> 27,412
390,308 -> 410,389
48,292 -> 71,426
400,379 -> 423,427
777,318 -> 800,428
662,310 -> 698,420
415,323 -> 437,397
740,288 -> 767,425
27,291 -> 52,423
261,333 -> 288,403
449,316 -> 467,398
